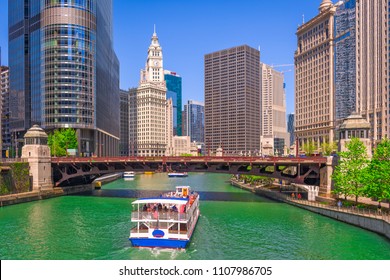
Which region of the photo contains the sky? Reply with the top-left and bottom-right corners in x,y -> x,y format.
0,0 -> 321,114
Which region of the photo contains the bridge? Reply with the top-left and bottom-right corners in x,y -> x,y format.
51,156 -> 335,196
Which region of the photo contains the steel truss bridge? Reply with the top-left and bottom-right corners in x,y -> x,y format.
52,156 -> 334,189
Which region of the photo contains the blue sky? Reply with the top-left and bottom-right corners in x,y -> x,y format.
0,0 -> 321,114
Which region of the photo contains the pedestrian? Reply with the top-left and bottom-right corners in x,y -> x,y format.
297,193 -> 302,200
337,200 -> 342,209
378,203 -> 382,215
291,193 -> 295,199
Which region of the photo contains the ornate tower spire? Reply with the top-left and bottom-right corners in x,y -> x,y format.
319,0 -> 333,12
139,27 -> 164,84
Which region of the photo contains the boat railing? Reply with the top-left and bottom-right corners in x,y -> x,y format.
132,211 -> 189,221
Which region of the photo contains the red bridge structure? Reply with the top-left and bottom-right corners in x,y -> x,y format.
52,156 -> 336,196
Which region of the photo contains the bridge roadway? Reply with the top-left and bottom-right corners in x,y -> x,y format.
51,156 -> 333,190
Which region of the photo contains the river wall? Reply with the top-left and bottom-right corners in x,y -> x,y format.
0,185 -> 93,207
231,179 -> 390,241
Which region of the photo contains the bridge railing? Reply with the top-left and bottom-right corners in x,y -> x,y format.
0,158 -> 27,163
51,155 -> 329,164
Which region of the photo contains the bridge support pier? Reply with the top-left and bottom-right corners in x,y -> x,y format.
21,125 -> 53,190
319,157 -> 335,197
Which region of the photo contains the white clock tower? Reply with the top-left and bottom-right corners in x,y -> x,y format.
136,28 -> 168,157
141,27 -> 164,84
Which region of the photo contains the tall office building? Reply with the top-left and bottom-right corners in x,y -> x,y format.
260,63 -> 289,155
164,70 -> 182,136
136,30 -> 167,156
295,0 -> 336,146
205,45 -> 260,154
356,0 -> 388,142
128,88 -> 137,156
183,100 -> 204,143
287,113 -> 295,147
8,0 -> 120,156
166,98 -> 174,156
119,89 -> 130,156
334,0 -> 356,124
1,66 -> 10,156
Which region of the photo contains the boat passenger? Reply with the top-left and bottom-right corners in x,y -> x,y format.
142,204 -> 147,211
172,205 -> 178,212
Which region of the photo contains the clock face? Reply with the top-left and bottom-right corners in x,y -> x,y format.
154,61 -> 159,66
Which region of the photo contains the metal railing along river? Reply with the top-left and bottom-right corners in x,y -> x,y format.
257,186 -> 390,224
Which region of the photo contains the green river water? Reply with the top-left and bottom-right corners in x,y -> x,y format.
1,173 -> 390,260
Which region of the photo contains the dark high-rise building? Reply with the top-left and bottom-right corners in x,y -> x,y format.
205,45 -> 260,154
164,70 -> 182,136
287,113 -> 295,147
8,0 -> 119,156
183,100 -> 204,143
334,0 -> 356,124
119,89 -> 130,156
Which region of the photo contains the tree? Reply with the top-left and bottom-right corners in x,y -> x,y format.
321,141 -> 338,156
332,138 -> 369,203
363,138 -> 390,204
302,140 -> 316,156
48,128 -> 78,157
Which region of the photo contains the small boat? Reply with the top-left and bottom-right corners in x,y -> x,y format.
129,186 -> 200,249
123,171 -> 135,179
94,173 -> 123,189
168,172 -> 188,178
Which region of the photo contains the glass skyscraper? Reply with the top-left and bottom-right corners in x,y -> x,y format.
287,113 -> 295,147
8,0 -> 119,156
164,70 -> 182,136
334,0 -> 356,124
183,100 -> 204,143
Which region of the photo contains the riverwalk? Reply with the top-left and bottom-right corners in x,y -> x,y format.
0,185 -> 93,207
231,179 -> 390,240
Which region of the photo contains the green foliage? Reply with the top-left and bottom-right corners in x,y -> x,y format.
321,141 -> 338,156
180,153 -> 194,157
332,138 -> 368,203
363,138 -> 390,203
239,175 -> 273,186
48,128 -> 78,157
0,163 -> 30,195
302,140 -> 316,156
11,162 -> 30,193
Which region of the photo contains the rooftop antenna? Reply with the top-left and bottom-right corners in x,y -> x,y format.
154,24 -> 156,34
302,14 -> 305,24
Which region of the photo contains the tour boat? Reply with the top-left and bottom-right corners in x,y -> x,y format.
168,172 -> 188,178
123,171 -> 135,179
129,186 -> 200,248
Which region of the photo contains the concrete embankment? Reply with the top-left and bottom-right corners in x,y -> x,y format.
0,184 -> 93,207
231,179 -> 390,241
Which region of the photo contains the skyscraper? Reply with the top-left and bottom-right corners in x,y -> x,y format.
8,0 -> 120,156
164,70 -> 182,136
204,45 -> 260,155
334,0 -> 356,125
119,89 -> 130,156
355,0 -> 388,142
183,100 -> 204,143
1,66 -> 10,157
287,113 -> 295,147
136,30 -> 167,157
295,0 -> 336,146
260,63 -> 289,155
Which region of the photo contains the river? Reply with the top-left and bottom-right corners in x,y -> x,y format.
1,173 -> 390,260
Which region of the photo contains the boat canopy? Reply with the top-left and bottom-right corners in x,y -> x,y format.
132,197 -> 188,205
